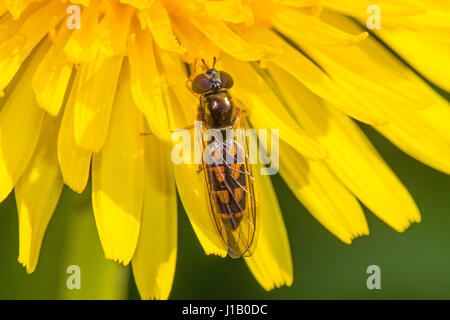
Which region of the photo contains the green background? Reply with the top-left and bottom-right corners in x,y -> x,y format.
0,123 -> 449,300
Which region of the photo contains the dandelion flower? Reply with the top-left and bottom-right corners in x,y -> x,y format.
0,0 -> 449,299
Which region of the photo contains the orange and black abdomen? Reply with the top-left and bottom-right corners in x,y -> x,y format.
206,140 -> 246,230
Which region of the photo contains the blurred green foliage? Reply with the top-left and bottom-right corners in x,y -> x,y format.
0,125 -> 449,300
0,185 -> 129,299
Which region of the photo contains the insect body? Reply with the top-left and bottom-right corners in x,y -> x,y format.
190,59 -> 257,258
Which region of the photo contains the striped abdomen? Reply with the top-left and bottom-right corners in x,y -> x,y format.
206,140 -> 246,230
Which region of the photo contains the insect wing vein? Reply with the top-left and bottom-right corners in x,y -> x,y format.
202,128 -> 257,258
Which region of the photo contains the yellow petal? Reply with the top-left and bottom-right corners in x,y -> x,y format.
68,3 -> 133,152
73,55 -> 123,152
269,65 -> 421,231
190,17 -> 268,61
245,155 -> 293,291
321,0 -> 423,17
421,98 -> 450,144
307,14 -> 450,174
378,28 -> 450,92
32,25 -> 73,116
0,1 -> 65,95
321,0 -> 449,30
220,55 -> 328,160
57,72 -> 92,194
99,4 -> 134,57
153,46 -> 203,129
283,148 -> 369,243
231,24 -> 389,125
128,27 -> 172,141
0,39 -> 50,202
375,101 -> 450,175
262,135 -> 368,243
171,16 -> 221,62
203,0 -> 253,24
132,134 -> 177,300
63,0 -> 102,64
173,161 -> 228,257
252,1 -> 367,46
0,4 -> 6,16
138,0 -> 186,54
71,0 -> 90,6
92,63 -> 144,265
65,2 -> 132,63
15,114 -> 63,273
120,0 -> 151,10
273,0 -> 319,7
5,0 -> 32,19
314,11 -> 438,110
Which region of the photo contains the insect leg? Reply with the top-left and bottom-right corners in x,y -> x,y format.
186,58 -> 205,96
236,107 -> 248,119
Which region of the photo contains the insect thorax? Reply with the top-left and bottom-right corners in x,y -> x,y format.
199,90 -> 236,129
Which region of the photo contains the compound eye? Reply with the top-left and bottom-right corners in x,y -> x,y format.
219,71 -> 234,89
192,74 -> 212,94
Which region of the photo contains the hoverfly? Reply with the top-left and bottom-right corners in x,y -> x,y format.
188,58 -> 258,258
